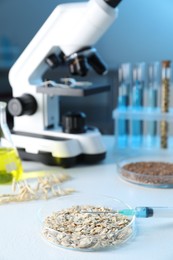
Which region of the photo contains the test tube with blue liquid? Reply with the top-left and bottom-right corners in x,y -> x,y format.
130,63 -> 145,147
146,62 -> 160,147
116,63 -> 131,147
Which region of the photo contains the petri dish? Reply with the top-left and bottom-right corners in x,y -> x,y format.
38,194 -> 136,251
117,154 -> 173,188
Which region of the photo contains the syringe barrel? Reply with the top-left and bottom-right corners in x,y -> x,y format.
152,207 -> 173,218
136,207 -> 173,218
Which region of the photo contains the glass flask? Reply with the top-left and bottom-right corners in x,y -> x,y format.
0,102 -> 23,184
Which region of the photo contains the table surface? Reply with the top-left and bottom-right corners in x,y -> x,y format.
0,135 -> 173,260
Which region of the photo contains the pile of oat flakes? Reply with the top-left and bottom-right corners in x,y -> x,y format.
42,204 -> 134,250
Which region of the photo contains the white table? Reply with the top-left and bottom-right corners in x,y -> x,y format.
0,136 -> 173,260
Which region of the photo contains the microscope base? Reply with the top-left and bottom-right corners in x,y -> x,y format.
11,129 -> 106,168
17,148 -> 106,168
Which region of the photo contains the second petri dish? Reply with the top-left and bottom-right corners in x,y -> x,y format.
117,154 -> 173,188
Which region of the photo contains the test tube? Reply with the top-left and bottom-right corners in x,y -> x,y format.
116,63 -> 131,147
146,62 -> 160,147
160,60 -> 171,149
130,62 -> 145,147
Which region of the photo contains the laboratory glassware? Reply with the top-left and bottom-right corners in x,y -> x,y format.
146,62 -> 160,147
116,63 -> 131,147
0,102 -> 23,183
130,63 -> 145,147
160,60 -> 171,149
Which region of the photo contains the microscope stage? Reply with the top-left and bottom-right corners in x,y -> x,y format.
37,84 -> 110,96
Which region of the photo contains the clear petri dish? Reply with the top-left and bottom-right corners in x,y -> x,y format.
38,194 -> 136,251
117,154 -> 173,188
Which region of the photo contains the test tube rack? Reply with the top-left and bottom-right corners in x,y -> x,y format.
113,107 -> 173,150
113,61 -> 173,151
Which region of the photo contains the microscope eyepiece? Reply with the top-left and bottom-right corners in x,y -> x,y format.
104,0 -> 122,8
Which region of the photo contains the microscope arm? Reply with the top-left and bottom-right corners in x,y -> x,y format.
9,0 -> 119,96
8,0 -> 121,133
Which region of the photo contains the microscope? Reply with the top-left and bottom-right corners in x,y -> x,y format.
7,0 -> 122,167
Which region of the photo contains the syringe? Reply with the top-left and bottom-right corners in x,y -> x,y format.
118,207 -> 173,218
83,207 -> 173,218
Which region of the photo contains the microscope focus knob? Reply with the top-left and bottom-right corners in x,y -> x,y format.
62,111 -> 86,134
8,94 -> 37,116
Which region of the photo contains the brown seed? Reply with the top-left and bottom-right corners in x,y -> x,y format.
121,161 -> 173,185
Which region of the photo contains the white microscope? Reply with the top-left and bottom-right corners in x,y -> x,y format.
7,0 -> 122,167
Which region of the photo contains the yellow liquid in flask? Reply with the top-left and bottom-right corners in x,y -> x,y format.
0,147 -> 23,183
